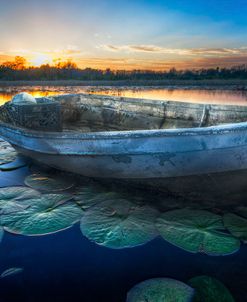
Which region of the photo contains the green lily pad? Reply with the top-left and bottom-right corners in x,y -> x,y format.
0,141 -> 17,165
126,278 -> 194,302
188,275 -> 235,302
0,186 -> 40,207
80,199 -> 158,249
156,209 -> 240,255
1,194 -> 83,236
224,213 -> 247,242
0,187 -> 41,216
24,173 -> 74,192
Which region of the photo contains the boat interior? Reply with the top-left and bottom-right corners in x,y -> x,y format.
1,93 -> 247,132
53,94 -> 247,132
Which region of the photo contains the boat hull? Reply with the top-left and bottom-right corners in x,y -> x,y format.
1,121 -> 247,199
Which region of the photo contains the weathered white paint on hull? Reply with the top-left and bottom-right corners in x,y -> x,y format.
1,121 -> 247,180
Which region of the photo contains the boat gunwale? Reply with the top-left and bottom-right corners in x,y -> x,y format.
52,93 -> 247,110
1,120 -> 247,141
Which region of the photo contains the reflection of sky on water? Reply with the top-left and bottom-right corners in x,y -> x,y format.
98,88 -> 247,106
1,86 -> 247,105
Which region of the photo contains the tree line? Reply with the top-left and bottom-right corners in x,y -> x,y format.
0,56 -> 247,81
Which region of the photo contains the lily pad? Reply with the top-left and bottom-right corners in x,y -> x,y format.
156,209 -> 240,255
0,186 -> 40,208
0,141 -> 17,165
0,226 -> 3,243
24,173 -> 74,192
126,278 -> 194,302
74,186 -> 125,210
1,194 -> 83,236
0,156 -> 28,171
188,275 -> 235,302
80,199 -> 158,249
224,213 -> 247,242
0,186 -> 40,216
1,267 -> 23,278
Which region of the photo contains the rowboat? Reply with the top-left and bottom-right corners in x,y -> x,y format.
1,93 -> 247,200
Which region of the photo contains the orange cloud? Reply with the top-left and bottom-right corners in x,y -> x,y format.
1,46 -> 247,71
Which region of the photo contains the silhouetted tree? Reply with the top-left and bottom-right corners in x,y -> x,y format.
0,56 -> 247,81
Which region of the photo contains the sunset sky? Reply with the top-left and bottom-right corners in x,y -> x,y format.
0,0 -> 247,70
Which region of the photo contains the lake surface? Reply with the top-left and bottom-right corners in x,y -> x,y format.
1,162 -> 247,302
0,87 -> 247,302
1,86 -> 247,105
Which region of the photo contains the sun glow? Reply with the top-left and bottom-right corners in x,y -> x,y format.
30,54 -> 53,67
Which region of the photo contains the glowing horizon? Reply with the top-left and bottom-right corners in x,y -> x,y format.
1,0 -> 247,71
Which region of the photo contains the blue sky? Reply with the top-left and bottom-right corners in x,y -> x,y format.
0,0 -> 246,69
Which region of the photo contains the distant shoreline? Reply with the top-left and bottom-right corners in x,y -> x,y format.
0,79 -> 247,90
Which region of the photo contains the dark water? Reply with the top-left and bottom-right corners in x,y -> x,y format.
0,164 -> 246,302
0,87 -> 247,301
1,223 -> 247,302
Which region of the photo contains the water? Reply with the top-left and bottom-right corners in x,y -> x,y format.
0,87 -> 247,302
1,86 -> 247,105
1,164 -> 247,302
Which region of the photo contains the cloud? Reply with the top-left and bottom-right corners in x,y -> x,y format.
102,45 -> 120,51
189,48 -> 247,56
100,44 -> 164,52
61,45 -> 82,55
1,52 -> 247,70
128,45 -> 163,52
100,44 -> 247,57
1,44 -> 247,70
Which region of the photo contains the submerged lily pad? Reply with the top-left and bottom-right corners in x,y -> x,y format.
0,141 -> 17,165
0,267 -> 23,278
1,194 -> 83,235
24,173 -> 74,192
188,275 -> 235,302
224,213 -> 247,242
156,209 -> 240,255
80,199 -> 158,249
74,186 -> 126,210
126,278 -> 194,302
29,162 -> 56,174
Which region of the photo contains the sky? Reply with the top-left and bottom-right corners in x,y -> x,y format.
0,0 -> 247,70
